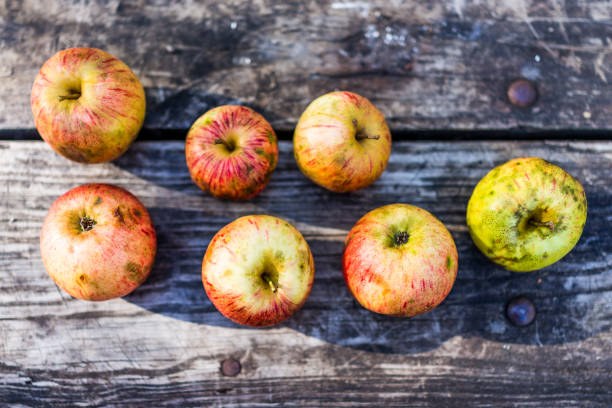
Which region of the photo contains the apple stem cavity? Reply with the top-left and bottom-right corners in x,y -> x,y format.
79,215 -> 96,232
352,118 -> 380,141
529,219 -> 555,231
58,90 -> 81,102
214,138 -> 236,152
261,272 -> 278,293
394,231 -> 409,246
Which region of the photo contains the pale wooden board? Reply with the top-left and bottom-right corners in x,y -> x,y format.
1,140 -> 611,407
2,0 -> 612,132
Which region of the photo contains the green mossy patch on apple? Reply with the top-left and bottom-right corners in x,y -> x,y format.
446,255 -> 453,270
274,249 -> 285,263
267,131 -> 275,144
125,262 -> 145,283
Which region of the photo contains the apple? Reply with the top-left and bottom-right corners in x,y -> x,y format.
31,47 -> 146,163
40,183 -> 156,301
293,91 -> 391,193
202,215 -> 315,327
343,204 -> 458,317
185,105 -> 278,200
466,157 -> 587,272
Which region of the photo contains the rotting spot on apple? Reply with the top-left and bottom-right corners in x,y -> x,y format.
76,273 -> 87,286
113,207 -> 125,224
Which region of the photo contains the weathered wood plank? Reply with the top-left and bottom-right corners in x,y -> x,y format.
1,1 -> 612,132
0,140 -> 611,407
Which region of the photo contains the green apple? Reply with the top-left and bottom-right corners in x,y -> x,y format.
466,158 -> 587,272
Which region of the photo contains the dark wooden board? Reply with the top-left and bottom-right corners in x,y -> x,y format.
2,0 -> 612,132
1,141 -> 611,407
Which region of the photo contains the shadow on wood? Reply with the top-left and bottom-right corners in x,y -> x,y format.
124,204 -> 610,354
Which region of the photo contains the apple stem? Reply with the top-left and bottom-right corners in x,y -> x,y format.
529,219 -> 555,231
262,274 -> 277,293
355,133 -> 380,141
58,91 -> 81,101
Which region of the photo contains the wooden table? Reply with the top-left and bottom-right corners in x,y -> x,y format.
1,1 -> 611,407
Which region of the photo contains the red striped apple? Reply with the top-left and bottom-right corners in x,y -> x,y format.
31,47 -> 146,163
294,91 -> 391,192
40,184 -> 156,301
185,105 -> 278,200
467,157 -> 587,272
343,204 -> 458,317
202,215 -> 315,327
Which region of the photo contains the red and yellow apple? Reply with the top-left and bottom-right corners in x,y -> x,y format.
293,91 -> 391,192
202,215 -> 315,327
185,105 -> 278,200
343,204 -> 458,317
31,47 -> 146,163
40,183 -> 156,301
467,157 -> 587,272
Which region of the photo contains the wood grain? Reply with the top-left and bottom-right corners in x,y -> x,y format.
2,0 -> 612,132
1,140 -> 611,407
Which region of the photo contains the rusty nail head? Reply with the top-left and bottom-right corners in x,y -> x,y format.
507,79 -> 537,108
221,358 -> 241,377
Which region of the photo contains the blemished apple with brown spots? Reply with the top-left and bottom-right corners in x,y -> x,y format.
466,157 -> 587,272
40,184 -> 157,301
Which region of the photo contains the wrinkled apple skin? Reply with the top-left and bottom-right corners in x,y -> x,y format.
202,215 -> 314,327
467,158 -> 587,272
343,204 -> 458,317
40,184 -> 156,301
294,91 -> 391,193
185,105 -> 278,200
31,47 -> 146,163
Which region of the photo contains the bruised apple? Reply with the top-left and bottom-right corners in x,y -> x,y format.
40,184 -> 156,300
31,47 -> 146,163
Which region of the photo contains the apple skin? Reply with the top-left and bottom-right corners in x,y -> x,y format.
467,158 -> 587,272
31,47 -> 146,163
202,215 -> 315,327
185,105 -> 278,200
293,91 -> 391,193
40,184 -> 156,301
343,204 -> 458,317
